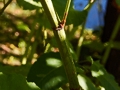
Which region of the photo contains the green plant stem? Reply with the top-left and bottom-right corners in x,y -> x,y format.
76,1 -> 95,62
102,15 -> 120,65
40,0 -> 81,90
53,29 -> 81,90
62,0 -> 71,24
64,0 -> 71,15
84,0 -> 96,11
76,22 -> 85,61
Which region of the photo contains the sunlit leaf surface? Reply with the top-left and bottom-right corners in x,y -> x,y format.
27,52 -> 68,90
91,61 -> 120,90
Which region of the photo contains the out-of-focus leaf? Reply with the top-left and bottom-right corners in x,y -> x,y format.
17,21 -> 30,32
27,82 -> 41,90
115,0 -> 120,6
91,61 -> 120,90
0,72 -> 40,90
83,41 -> 104,52
67,10 -> 87,26
8,73 -> 30,90
16,0 -> 42,10
52,0 -> 68,20
78,74 -> 97,90
0,72 -> 9,90
27,52 -> 68,90
76,67 -> 85,74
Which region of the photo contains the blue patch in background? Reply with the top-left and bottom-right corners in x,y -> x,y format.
74,0 -> 108,30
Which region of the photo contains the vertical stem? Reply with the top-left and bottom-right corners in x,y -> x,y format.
76,22 -> 85,62
64,0 -> 71,14
102,15 -> 120,65
53,29 -> 81,90
21,28 -> 34,64
62,0 -> 71,24
40,0 -> 81,89
76,0 -> 95,62
27,41 -> 38,63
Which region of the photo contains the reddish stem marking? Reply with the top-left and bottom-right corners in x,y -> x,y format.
55,12 -> 68,31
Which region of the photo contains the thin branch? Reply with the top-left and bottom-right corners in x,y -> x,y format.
0,0 -> 12,15
53,0 -> 71,30
76,0 -> 96,62
102,15 -> 120,65
62,0 -> 71,26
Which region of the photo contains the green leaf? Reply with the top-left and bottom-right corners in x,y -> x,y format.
27,52 -> 68,90
0,72 -> 40,90
83,41 -> 104,52
16,0 -> 42,10
39,66 -> 67,90
52,0 -> 67,20
91,61 -> 120,90
115,0 -> 120,6
27,82 -> 41,90
67,10 -> 87,26
78,74 -> 97,90
16,21 -> 31,32
0,72 -> 9,90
